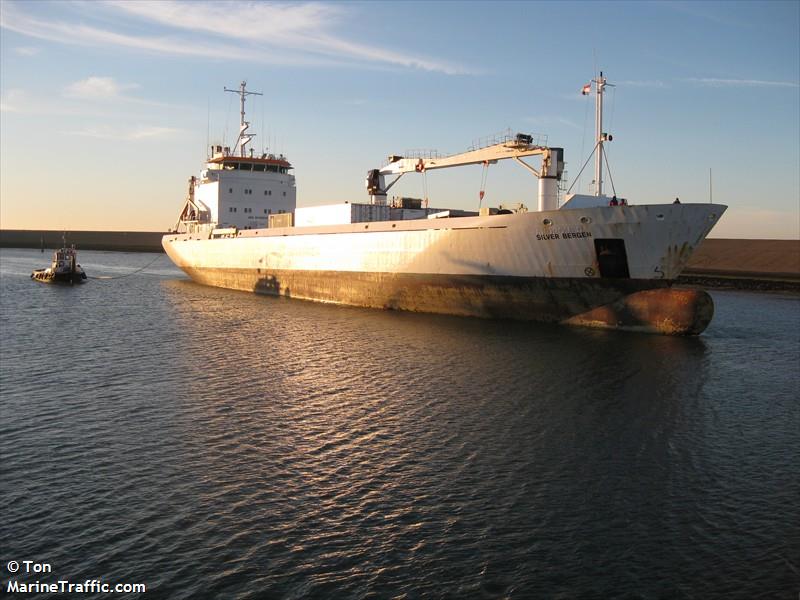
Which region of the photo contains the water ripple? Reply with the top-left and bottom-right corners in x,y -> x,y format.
1,249 -> 798,599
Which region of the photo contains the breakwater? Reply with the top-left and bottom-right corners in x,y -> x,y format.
680,239 -> 800,291
0,230 -> 166,253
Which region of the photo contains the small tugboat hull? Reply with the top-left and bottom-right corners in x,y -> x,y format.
31,269 -> 87,284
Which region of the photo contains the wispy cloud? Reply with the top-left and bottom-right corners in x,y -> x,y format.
525,116 -> 581,130
659,1 -> 749,28
2,87 -> 84,114
61,76 -> 190,110
0,89 -> 26,112
1,84 -> 188,117
128,126 -> 180,140
64,76 -> 139,99
12,45 -> 41,56
1,2 -> 260,62
618,80 -> 669,88
1,0 -> 469,75
63,125 -> 181,141
685,77 -> 799,88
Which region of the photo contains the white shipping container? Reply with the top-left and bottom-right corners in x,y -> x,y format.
390,208 -> 427,221
352,203 -> 391,223
295,203 -> 390,227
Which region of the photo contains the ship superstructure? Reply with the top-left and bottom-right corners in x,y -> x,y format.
175,81 -> 296,233
163,78 -> 727,335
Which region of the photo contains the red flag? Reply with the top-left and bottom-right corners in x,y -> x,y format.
581,83 -> 591,95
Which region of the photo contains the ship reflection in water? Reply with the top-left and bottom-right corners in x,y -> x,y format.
1,249 -> 798,599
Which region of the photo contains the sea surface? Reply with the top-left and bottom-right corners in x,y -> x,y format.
1,247 -> 798,600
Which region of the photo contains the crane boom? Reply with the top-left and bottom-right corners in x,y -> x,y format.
382,141 -> 553,175
366,133 -> 564,211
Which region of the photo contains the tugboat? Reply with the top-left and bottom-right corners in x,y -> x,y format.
31,240 -> 87,284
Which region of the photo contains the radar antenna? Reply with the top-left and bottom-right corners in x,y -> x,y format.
224,81 -> 263,157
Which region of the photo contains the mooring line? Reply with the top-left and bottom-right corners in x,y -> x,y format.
88,253 -> 164,280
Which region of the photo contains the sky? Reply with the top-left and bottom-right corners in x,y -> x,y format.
1,0 -> 798,238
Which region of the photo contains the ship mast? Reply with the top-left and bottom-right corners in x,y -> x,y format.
591,72 -> 613,197
224,81 -> 263,157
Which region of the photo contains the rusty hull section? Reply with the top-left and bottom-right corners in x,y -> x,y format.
563,288 -> 714,335
181,266 -> 713,335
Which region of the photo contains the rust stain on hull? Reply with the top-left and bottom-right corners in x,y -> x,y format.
180,266 -> 714,335
661,242 -> 695,278
563,288 -> 714,335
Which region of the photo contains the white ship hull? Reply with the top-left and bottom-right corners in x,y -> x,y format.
163,203 -> 726,334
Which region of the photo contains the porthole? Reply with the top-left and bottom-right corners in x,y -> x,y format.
542,218 -> 553,226
580,216 -> 592,224
708,213 -> 717,221
656,214 -> 665,221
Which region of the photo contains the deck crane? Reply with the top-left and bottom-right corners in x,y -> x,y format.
366,134 -> 564,211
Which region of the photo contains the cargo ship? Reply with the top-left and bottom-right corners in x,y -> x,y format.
163,77 -> 726,334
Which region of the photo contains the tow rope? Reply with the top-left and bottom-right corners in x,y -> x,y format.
88,253 -> 164,280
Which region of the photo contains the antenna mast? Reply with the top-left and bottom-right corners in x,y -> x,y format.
709,168 -> 713,204
224,81 -> 263,157
593,72 -> 613,197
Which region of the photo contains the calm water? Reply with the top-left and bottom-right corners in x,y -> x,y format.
1,247 -> 798,599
